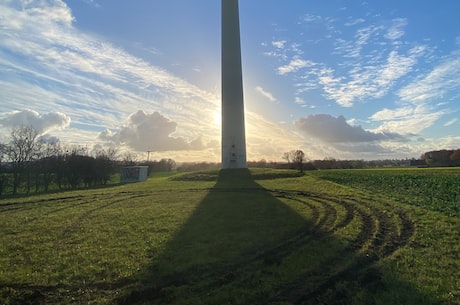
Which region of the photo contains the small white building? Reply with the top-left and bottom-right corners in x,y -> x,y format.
120,166 -> 148,183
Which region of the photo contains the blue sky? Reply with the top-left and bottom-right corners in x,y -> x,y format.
1,0 -> 460,162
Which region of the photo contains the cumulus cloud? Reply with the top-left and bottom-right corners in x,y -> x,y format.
99,110 -> 203,152
295,114 -> 405,143
0,109 -> 71,134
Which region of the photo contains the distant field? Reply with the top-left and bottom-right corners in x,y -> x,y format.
0,168 -> 459,305
310,167 -> 460,217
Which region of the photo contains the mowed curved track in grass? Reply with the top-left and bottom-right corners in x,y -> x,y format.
264,189 -> 414,304
0,169 -> 458,305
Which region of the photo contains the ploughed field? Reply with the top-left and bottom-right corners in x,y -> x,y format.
0,168 -> 459,305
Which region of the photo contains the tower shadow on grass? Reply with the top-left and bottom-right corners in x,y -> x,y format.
116,169 -> 441,305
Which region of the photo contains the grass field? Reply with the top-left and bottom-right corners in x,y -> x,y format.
0,168 -> 459,304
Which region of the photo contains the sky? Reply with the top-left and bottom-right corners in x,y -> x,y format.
1,0 -> 460,162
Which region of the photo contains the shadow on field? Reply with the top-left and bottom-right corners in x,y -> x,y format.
116,169 -> 439,305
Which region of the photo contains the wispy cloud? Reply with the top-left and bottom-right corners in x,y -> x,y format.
365,48 -> 460,135
344,18 -> 366,27
0,0 -> 311,161
277,56 -> 314,75
444,118 -> 458,127
398,49 -> 460,104
370,105 -> 445,134
272,40 -> 287,49
370,107 -> 415,121
294,97 -> 316,109
255,86 -> 277,103
268,16 -> 427,108
82,0 -> 101,8
0,0 -> 218,147
385,18 -> 407,41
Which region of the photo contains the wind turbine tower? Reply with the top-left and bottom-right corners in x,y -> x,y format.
221,0 -> 247,169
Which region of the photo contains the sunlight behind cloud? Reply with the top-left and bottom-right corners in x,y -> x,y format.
2,0 -> 460,161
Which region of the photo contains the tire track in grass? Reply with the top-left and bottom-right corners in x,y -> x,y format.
162,187 -> 412,305
269,192 -> 376,304
5,182 -> 411,305
117,187 -> 415,305
118,189 -> 377,304
0,195 -> 87,215
57,192 -> 153,241
0,191 -> 159,302
271,191 -> 415,305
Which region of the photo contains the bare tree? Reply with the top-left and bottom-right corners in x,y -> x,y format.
4,126 -> 40,194
283,150 -> 308,173
292,150 -> 307,173
121,152 -> 138,166
282,152 -> 292,165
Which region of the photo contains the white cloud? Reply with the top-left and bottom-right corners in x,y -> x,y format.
398,50 -> 460,104
339,49 -> 418,106
255,86 -> 277,103
301,13 -> 322,23
373,111 -> 444,135
370,104 -> 445,135
334,25 -> 383,58
301,45 -> 422,107
99,110 -> 203,152
385,18 -> 407,41
344,18 -> 366,27
271,14 -> 430,108
444,118 -> 458,127
0,0 -> 219,155
294,97 -> 306,105
0,109 -> 71,134
295,114 -> 405,143
272,40 -> 287,49
277,56 -> 314,75
370,106 -> 415,121
82,0 -> 101,8
0,0 -> 314,162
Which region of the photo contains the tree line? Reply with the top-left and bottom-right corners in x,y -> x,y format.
2,125 -> 457,196
0,126 -> 176,196
0,126 -> 119,195
421,149 -> 460,167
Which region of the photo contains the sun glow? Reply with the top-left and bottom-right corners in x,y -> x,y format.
214,110 -> 221,128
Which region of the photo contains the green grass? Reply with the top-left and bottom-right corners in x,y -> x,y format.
309,167 -> 460,216
0,168 -> 459,304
